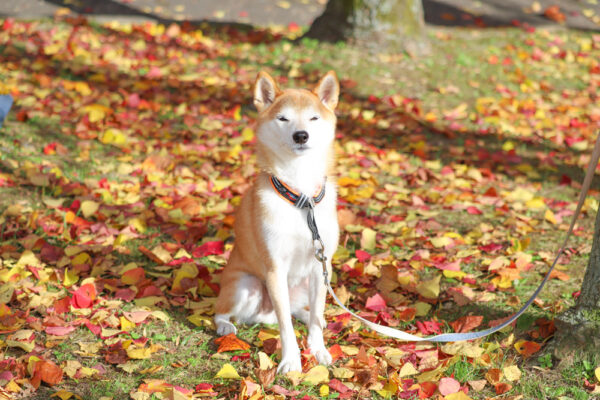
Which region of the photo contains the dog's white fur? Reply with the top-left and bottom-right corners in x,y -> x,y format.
214,71 -> 340,373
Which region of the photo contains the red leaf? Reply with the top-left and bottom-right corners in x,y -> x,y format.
365,293 -> 387,312
192,241 -> 224,257
53,297 -> 71,314
329,378 -> 351,394
70,283 -> 97,309
45,325 -> 76,336
418,381 -> 437,398
355,250 -> 371,262
85,321 -> 101,336
466,206 -> 482,215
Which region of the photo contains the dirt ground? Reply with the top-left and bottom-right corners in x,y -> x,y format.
2,0 -> 599,30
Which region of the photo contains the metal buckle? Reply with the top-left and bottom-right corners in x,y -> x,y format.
314,238 -> 325,262
313,238 -> 329,285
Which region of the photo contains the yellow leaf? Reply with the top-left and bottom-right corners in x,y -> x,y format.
443,270 -> 466,280
545,209 -> 558,224
172,263 -> 198,291
277,1 -> 291,9
416,275 -> 441,299
100,128 -> 127,145
80,200 -> 99,218
503,365 -> 521,381
339,345 -> 359,355
595,366 -> 600,382
4,379 -> 21,393
151,245 -> 172,264
83,104 -> 110,123
126,345 -> 153,359
63,268 -> 79,287
360,228 -> 377,251
16,250 -> 43,268
101,328 -> 121,337
399,362 -> 419,377
430,237 -> 452,248
51,390 -> 82,400
362,110 -> 375,121
241,127 -> 254,141
502,141 -> 515,152
440,342 -> 484,358
506,188 -> 534,202
302,365 -> 329,385
258,351 -> 275,370
332,367 -> 354,379
526,197 -> 546,209
72,252 -> 91,266
120,316 -> 136,332
415,302 -> 431,317
444,392 -> 473,400
319,385 -> 329,397
376,381 -> 399,397
6,339 -> 35,352
186,314 -> 213,328
215,363 -> 241,379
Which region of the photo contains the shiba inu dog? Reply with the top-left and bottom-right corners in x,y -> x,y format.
214,70 -> 340,373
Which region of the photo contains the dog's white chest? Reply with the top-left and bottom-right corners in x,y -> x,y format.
259,183 -> 338,285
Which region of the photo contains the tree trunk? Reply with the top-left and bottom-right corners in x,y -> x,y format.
551,205 -> 600,361
577,206 -> 600,308
304,0 -> 428,55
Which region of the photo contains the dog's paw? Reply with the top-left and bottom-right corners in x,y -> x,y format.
277,354 -> 302,374
215,320 -> 237,336
310,346 -> 332,366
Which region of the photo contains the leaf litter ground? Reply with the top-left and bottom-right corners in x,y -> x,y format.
1,14 -> 600,400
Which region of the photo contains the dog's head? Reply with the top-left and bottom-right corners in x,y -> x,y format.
253,71 -> 339,157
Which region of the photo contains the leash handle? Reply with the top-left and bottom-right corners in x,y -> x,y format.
317,131 -> 600,342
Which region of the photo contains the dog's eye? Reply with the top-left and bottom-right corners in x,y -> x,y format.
310,116 -> 319,121
277,116 -> 289,122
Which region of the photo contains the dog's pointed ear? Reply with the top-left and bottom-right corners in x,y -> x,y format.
313,70 -> 339,111
254,71 -> 280,112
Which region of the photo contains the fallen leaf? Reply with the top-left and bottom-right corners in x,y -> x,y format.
439,377 -> 461,395
303,365 -> 329,385
214,363 -> 240,379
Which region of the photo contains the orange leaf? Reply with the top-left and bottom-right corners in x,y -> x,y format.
121,267 -> 146,285
449,315 -> 483,333
514,340 -> 541,357
31,360 -> 63,388
214,333 -> 250,353
485,368 -> 502,385
139,245 -> 164,264
495,382 -> 512,395
549,269 -> 570,281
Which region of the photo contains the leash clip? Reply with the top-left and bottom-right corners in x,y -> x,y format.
313,238 -> 326,262
313,238 -> 329,285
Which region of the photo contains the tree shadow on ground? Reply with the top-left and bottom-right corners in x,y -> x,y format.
3,17 -> 597,191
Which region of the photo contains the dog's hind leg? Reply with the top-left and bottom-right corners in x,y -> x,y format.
215,262 -> 275,335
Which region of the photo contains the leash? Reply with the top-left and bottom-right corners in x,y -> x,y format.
273,131 -> 600,341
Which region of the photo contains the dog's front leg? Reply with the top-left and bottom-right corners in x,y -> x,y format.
307,261 -> 332,365
266,270 -> 302,373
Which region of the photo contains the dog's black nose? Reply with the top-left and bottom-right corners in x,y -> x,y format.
292,130 -> 309,144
